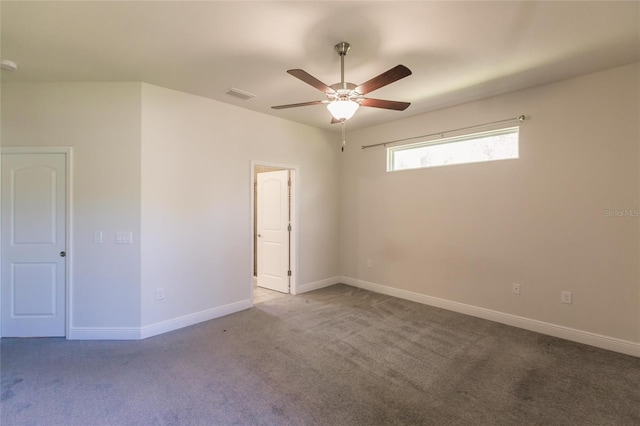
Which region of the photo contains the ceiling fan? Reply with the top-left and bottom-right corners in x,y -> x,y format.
272,42 -> 412,126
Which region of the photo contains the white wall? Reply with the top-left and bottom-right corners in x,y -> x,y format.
340,63 -> 640,349
1,83 -> 142,332
140,84 -> 340,330
1,82 -> 340,338
3,64 -> 637,355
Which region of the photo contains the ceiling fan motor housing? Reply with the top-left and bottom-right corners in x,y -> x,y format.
329,82 -> 360,102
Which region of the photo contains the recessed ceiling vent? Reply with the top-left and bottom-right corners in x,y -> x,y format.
225,87 -> 256,101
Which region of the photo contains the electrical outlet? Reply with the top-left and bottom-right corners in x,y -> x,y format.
156,288 -> 165,301
512,283 -> 521,294
561,291 -> 572,304
367,259 -> 373,268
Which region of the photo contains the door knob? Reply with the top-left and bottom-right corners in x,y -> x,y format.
60,251 -> 66,257
257,234 -> 262,238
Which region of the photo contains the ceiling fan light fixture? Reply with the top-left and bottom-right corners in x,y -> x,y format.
327,100 -> 359,121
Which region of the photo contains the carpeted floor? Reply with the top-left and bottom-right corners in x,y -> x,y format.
1,284 -> 639,425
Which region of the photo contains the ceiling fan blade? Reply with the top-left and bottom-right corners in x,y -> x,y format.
360,98 -> 411,111
271,100 -> 326,110
287,69 -> 335,94
355,65 -> 412,95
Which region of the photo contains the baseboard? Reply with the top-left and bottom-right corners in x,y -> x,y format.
140,299 -> 253,339
340,276 -> 640,358
296,276 -> 340,295
68,327 -> 141,340
68,299 -> 252,340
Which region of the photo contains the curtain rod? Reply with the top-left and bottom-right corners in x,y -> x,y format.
360,114 -> 526,150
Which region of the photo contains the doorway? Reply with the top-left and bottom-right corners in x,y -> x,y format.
251,161 -> 298,302
1,147 -> 72,337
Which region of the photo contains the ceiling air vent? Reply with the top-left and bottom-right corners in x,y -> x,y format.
225,87 -> 256,101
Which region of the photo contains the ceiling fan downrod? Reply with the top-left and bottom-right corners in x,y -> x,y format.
335,42 -> 350,85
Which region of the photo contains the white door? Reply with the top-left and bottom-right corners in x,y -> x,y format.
1,153 -> 67,337
257,170 -> 290,293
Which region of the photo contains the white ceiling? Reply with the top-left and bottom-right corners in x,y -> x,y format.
2,1 -> 639,132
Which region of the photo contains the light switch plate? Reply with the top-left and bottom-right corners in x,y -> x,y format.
94,231 -> 103,244
115,231 -> 133,244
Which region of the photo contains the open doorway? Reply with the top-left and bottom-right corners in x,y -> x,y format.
251,161 -> 298,304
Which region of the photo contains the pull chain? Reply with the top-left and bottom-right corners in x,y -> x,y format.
341,121 -> 346,152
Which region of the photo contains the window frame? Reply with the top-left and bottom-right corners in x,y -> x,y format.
386,126 -> 520,172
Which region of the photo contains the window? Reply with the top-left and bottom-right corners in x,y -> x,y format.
387,127 -> 519,172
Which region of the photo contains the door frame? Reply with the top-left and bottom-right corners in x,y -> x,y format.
0,146 -> 73,338
250,160 -> 299,299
